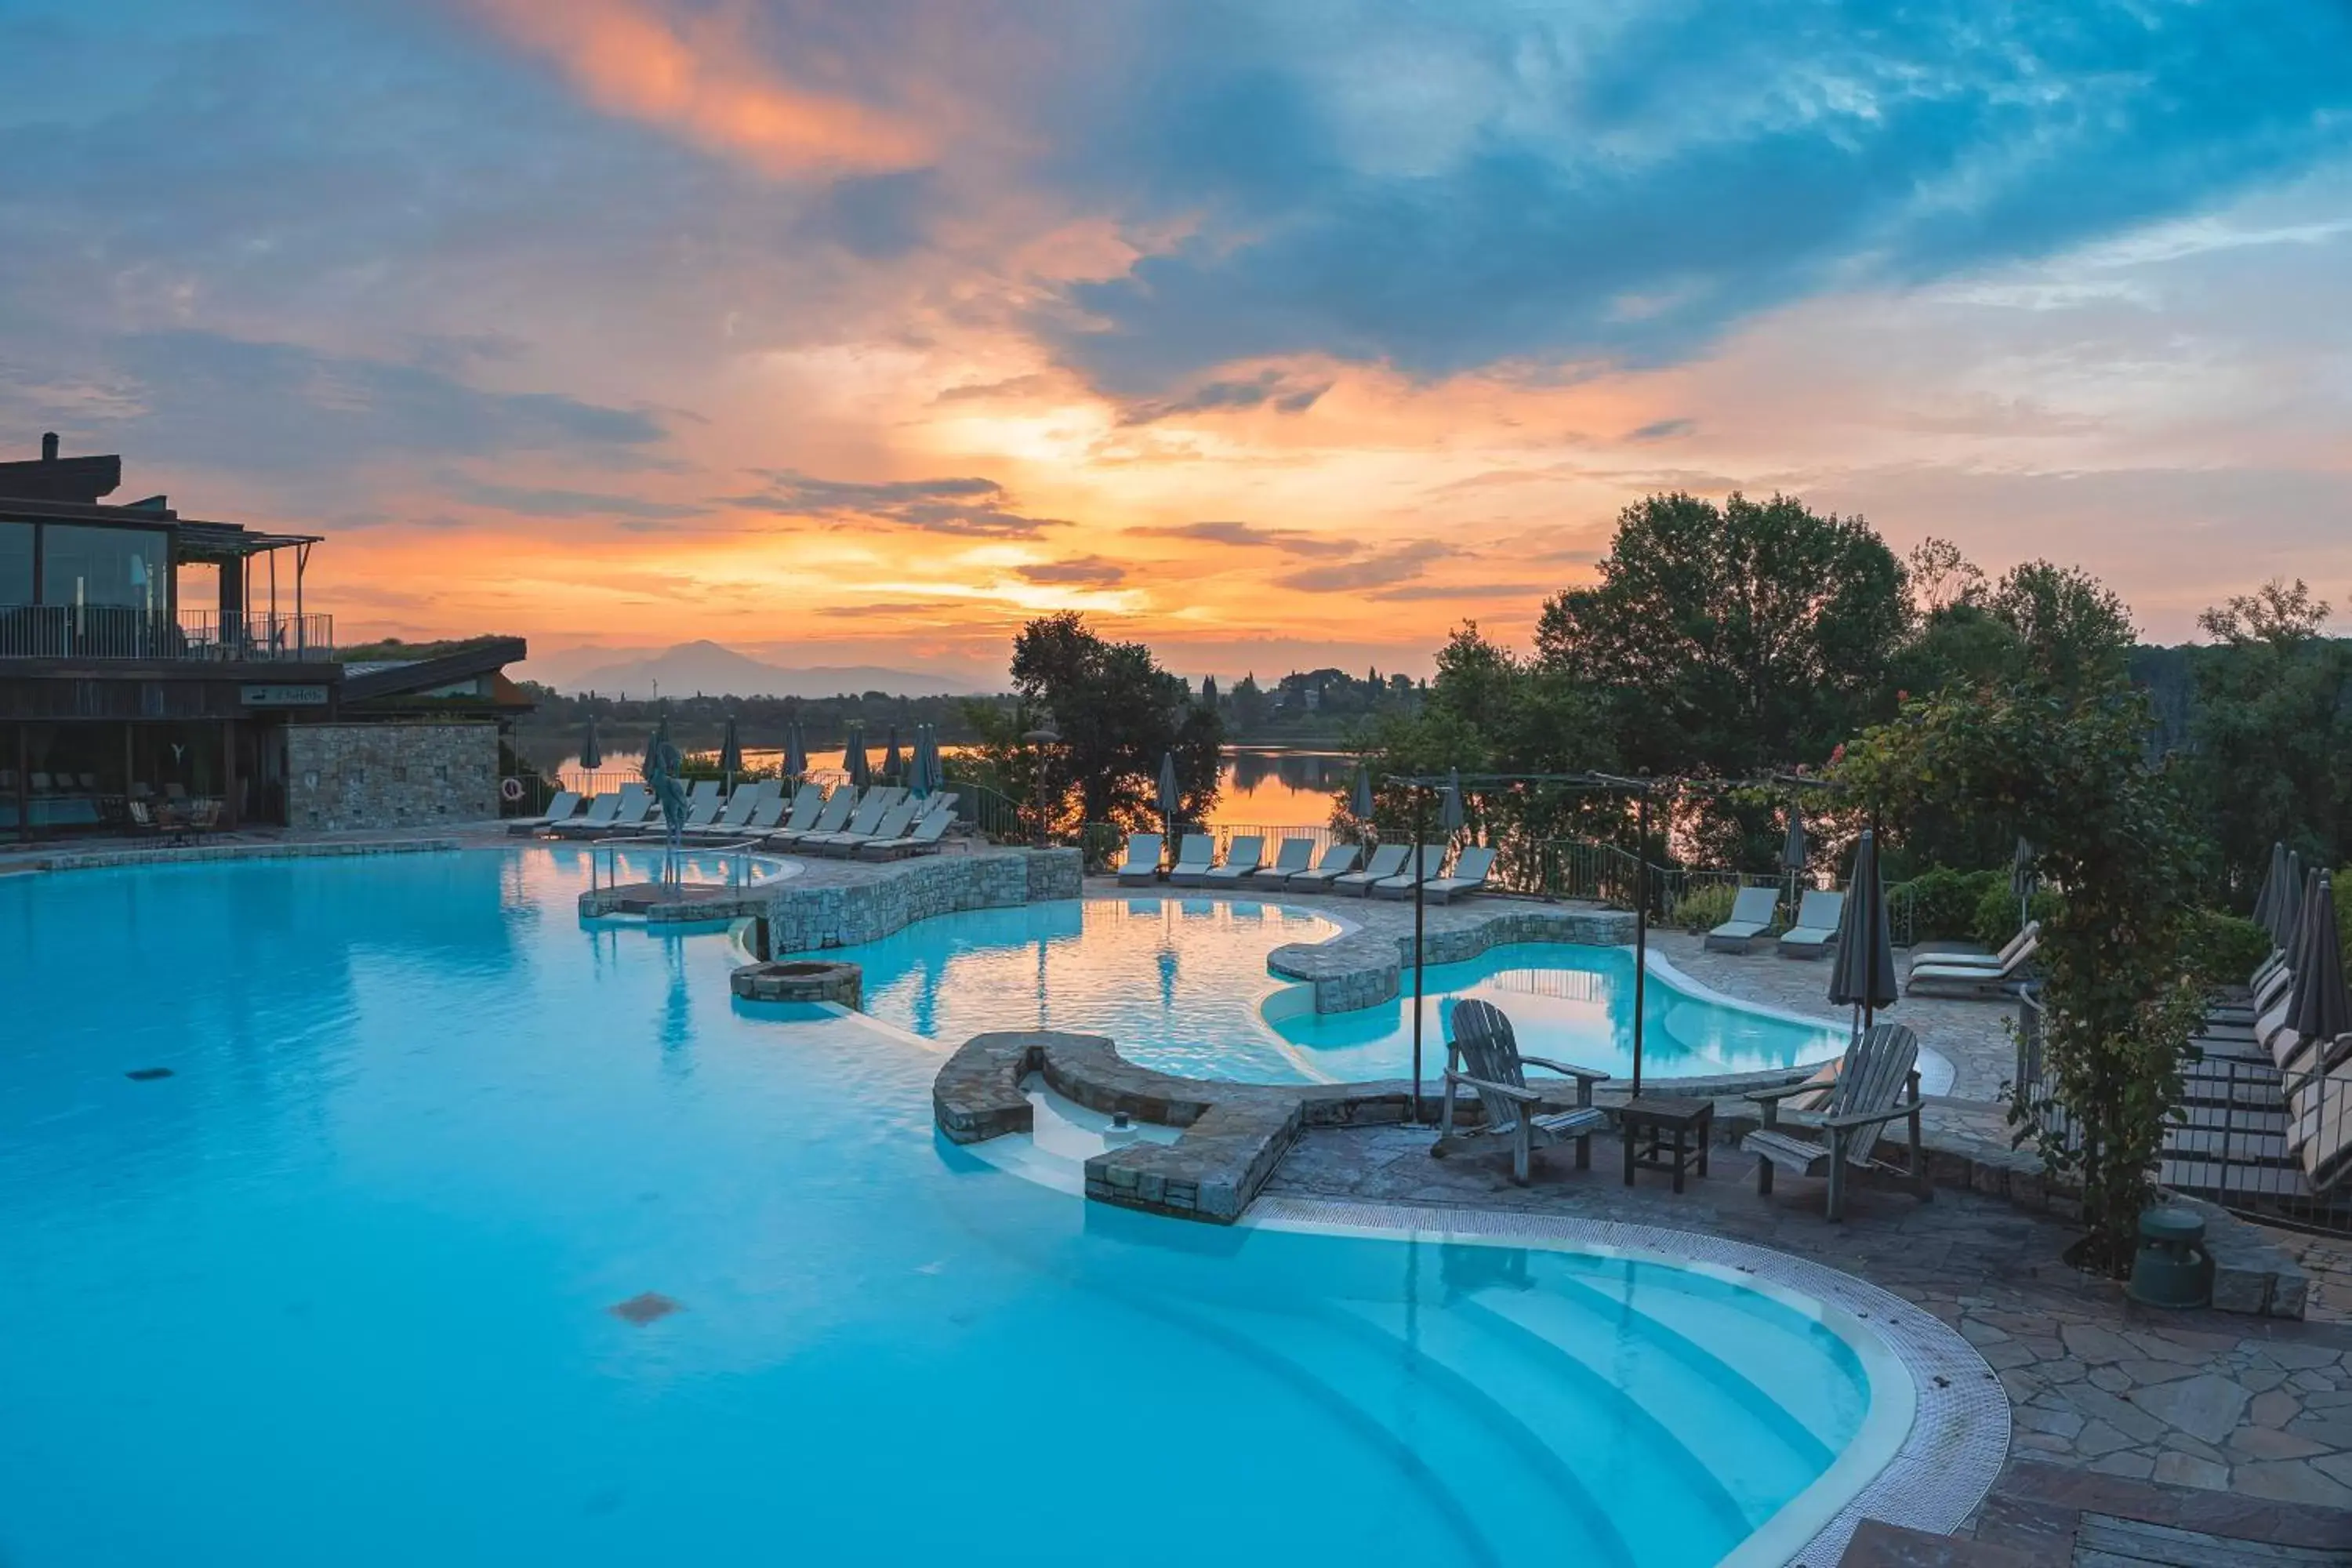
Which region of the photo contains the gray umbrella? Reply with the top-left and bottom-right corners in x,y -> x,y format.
2280,852 -> 2309,956
844,727 -> 870,788
1439,768 -> 1464,833
1350,762 -> 1374,822
2252,841 -> 2288,938
880,726 -> 904,786
782,721 -> 808,783
579,713 -> 603,771
2286,873 -> 2350,1044
717,715 -> 742,787
1828,829 -> 1900,1029
920,724 -> 943,796
1158,750 -> 1181,836
1780,810 -> 1808,873
2011,836 -> 2038,927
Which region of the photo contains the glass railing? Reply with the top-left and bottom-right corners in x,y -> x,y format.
0,605 -> 334,661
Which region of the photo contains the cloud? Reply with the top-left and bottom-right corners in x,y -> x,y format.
465,0 -> 932,177
1367,581 -> 1546,603
934,373 -> 1058,404
440,473 -> 704,521
1128,520 -> 1356,557
1014,556 -> 1127,586
1624,417 -> 1695,442
816,600 -> 992,619
1117,367 -> 1332,424
725,469 -> 1068,538
1276,539 -> 1457,593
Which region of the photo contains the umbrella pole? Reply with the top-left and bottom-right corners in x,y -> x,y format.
1864,814 -> 1880,1036
1632,787 -> 1649,1099
1411,787 -> 1428,1126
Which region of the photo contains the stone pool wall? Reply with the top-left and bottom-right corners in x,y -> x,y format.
765,848 -> 1083,953
1269,903 -> 1635,1013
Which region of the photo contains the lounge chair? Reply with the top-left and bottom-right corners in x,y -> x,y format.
680,797 -> 722,832
1331,842 -> 1410,895
605,788 -> 654,835
1165,834 -> 1217,887
1115,832 -> 1164,887
506,789 -> 581,836
1705,884 -> 1780,953
755,784 -> 826,844
553,789 -> 621,841
769,787 -> 855,848
1907,921 -> 2041,976
1742,1022 -> 1932,1221
858,802 -> 958,860
807,793 -> 913,855
1284,844 -> 1360,890
1201,835 -> 1265,886
1248,838 -> 1316,888
1423,845 -> 1497,905
2288,1063 -> 2352,1192
687,786 -> 764,840
1369,844 -> 1446,899
1431,998 -> 1610,1185
738,795 -> 787,836
1906,935 -> 2038,998
1776,890 -> 1846,959
688,779 -> 721,810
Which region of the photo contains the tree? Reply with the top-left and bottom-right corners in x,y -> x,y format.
1985,561 -> 2136,701
1229,673 -> 1268,733
1837,681 -> 2206,1274
1905,536 -> 1987,616
1005,612 -> 1222,830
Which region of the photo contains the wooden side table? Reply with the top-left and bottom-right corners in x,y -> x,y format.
1620,1096 -> 1714,1194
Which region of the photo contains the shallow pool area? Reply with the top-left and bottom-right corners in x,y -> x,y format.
0,848 -> 1910,1566
804,894 -> 1849,1083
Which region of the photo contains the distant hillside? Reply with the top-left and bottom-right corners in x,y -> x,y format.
541,641 -> 986,699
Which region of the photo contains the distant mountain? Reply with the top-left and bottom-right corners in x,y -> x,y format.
543,641 -> 986,699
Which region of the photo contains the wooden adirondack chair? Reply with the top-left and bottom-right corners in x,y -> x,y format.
1432,999 -> 1610,1185
1742,1023 -> 1933,1221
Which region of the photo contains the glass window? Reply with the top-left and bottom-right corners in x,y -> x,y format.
40,523 -> 166,612
0,521 -> 31,604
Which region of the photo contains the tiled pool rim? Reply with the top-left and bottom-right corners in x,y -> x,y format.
1247,1196 -> 2012,1568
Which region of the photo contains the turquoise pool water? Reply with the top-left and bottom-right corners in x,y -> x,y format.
808,895 -> 1846,1083
0,848 -> 1889,1567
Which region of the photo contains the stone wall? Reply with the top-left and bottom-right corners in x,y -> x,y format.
1268,903 -> 1635,1012
766,848 -> 1082,953
285,723 -> 500,833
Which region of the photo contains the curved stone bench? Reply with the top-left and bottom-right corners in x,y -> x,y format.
1267,902 -> 1635,1013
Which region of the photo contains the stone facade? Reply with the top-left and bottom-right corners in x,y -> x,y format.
285,723 -> 499,832
765,848 -> 1081,953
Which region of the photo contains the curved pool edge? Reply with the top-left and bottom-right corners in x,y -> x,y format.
1245,1196 -> 2010,1568
1640,946 -> 1958,1098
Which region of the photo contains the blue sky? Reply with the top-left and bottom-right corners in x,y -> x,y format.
2,0 -> 2348,681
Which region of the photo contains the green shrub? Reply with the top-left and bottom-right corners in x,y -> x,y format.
2181,910 -> 2272,987
1893,866 -> 2001,942
1973,880 -> 2063,949
1673,882 -> 1741,934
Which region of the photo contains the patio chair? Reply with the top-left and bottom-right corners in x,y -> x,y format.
1906,935 -> 2038,998
680,797 -> 722,832
758,784 -> 827,844
1165,833 -> 1218,886
857,801 -> 959,860
506,790 -> 581,835
1201,835 -> 1265,886
1115,832 -> 1164,887
688,779 -> 722,809
1283,843 -> 1360,890
738,794 -> 788,835
554,789 -> 626,838
601,788 -> 654,836
1247,838 -> 1316,887
2288,1063 -> 2352,1192
1742,1022 -> 1932,1221
1370,844 -> 1446,899
1423,845 -> 1496,905
1431,998 -> 1610,1185
1705,884 -> 1780,953
769,786 -> 856,847
1776,890 -> 1846,959
809,795 -> 916,855
1331,842 -> 1410,895
1908,920 -> 2041,975
689,786 -> 765,840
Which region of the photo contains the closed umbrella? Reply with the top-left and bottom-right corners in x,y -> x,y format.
579,713 -> 603,772
782,721 -> 808,786
2286,873 -> 2350,1045
844,728 -> 870,788
1439,768 -> 1464,834
717,714 -> 742,791
1350,762 -> 1374,825
1828,829 -> 1900,1035
921,724 -> 944,797
2280,852 -> 2310,959
1158,750 -> 1181,838
2252,842 -> 2289,940
1782,807 -> 1809,913
2010,836 -> 2038,930
881,726 -> 904,786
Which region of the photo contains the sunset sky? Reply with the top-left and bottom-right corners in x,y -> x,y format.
3,0 -> 2349,687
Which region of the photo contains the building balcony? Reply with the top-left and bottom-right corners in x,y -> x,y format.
0,605 -> 334,663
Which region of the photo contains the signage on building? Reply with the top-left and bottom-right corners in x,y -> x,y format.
240,684 -> 328,707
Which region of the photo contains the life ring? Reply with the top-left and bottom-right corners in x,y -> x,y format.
500,777 -> 526,802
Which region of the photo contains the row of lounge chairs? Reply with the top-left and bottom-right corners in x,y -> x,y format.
510,780 -> 960,860
1704,886 -> 1847,960
1113,833 -> 1495,902
2172,933 -> 2352,1203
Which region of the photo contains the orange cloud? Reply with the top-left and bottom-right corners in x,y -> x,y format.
468,0 -> 931,176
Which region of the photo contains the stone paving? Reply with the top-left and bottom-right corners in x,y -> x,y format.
1269,1120 -> 2352,1515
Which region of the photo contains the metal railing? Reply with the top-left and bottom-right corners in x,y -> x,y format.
588,837 -> 770,895
0,604 -> 332,662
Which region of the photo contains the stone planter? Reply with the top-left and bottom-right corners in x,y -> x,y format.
731,959 -> 862,1008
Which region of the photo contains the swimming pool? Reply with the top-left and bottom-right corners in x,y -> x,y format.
803,895 -> 1849,1083
0,848 -> 1903,1566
